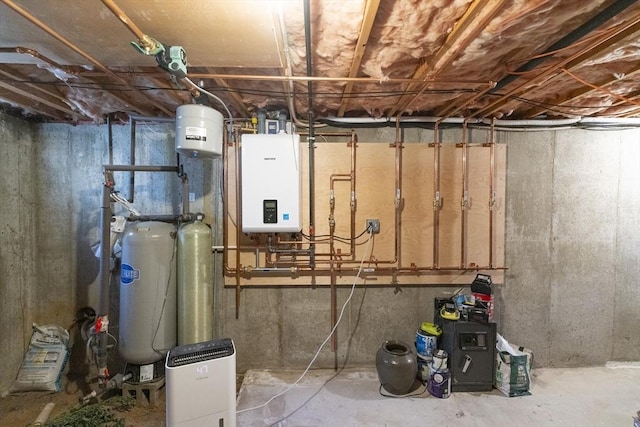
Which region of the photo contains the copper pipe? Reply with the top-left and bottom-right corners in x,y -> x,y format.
394,117 -> 402,268
1,0 -> 172,116
298,131 -> 354,137
0,46 -> 75,74
329,220 -> 337,352
100,0 -> 147,41
460,121 -> 468,269
188,73 -> 492,86
488,119 -> 496,268
432,123 -> 441,269
222,264 -> 506,281
350,131 -> 357,259
223,129 -> 230,274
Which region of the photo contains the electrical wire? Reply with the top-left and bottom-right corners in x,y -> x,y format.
300,227 -> 371,243
0,76 -> 477,98
150,238 -> 177,357
236,231 -> 375,416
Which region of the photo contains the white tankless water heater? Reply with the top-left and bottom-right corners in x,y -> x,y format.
166,338 -> 236,427
241,133 -> 301,233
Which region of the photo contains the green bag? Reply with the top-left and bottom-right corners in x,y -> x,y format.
495,334 -> 533,397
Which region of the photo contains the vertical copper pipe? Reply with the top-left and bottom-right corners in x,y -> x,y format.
432,123 -> 441,269
460,120 -> 468,269
350,131 -> 357,259
489,119 -> 496,268
222,128 -> 230,273
394,117 -> 402,267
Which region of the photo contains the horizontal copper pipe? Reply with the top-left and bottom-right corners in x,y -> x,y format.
224,264 -> 506,276
0,46 -> 75,74
189,73 -> 493,86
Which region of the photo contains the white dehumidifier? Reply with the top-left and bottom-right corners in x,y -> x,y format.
166,338 -> 236,427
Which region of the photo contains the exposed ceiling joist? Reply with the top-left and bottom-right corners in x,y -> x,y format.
337,0 -> 380,117
0,90 -> 65,120
1,0 -> 640,123
472,11 -> 640,118
1,0 -> 172,116
0,74 -> 74,116
390,0 -> 509,116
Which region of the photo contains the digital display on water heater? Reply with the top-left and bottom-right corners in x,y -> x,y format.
263,199 -> 277,224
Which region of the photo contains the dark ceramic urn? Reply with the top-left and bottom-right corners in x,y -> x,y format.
375,340 -> 418,395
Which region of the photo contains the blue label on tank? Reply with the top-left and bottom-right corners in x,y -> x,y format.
121,263 -> 140,285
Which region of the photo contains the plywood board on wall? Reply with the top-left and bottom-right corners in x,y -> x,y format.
224,135 -> 505,287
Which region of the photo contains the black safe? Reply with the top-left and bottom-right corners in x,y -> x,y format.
440,320 -> 496,392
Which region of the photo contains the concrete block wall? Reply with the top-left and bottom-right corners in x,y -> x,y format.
0,113 -> 37,393
1,111 -> 639,393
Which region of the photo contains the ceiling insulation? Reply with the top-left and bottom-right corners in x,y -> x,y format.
1,0 -> 640,124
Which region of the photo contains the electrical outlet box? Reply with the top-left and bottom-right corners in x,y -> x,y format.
241,133 -> 301,233
366,219 -> 380,234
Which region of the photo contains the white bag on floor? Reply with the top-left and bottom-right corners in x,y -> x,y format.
12,324 -> 71,392
495,334 -> 533,397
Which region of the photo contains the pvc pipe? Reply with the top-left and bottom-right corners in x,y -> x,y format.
579,117 -> 640,126
33,403 -> 55,426
485,118 -> 581,127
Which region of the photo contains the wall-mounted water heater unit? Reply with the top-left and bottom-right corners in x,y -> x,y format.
175,104 -> 223,158
241,133 -> 301,233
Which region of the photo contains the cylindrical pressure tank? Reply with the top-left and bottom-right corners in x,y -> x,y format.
119,222 -> 177,365
177,214 -> 213,345
175,104 -> 223,158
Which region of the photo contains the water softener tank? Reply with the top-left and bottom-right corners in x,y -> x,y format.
177,214 -> 213,345
119,222 -> 177,365
175,104 -> 223,158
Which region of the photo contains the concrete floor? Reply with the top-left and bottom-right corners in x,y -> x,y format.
236,365 -> 640,426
